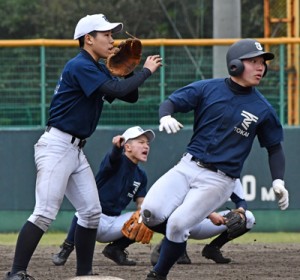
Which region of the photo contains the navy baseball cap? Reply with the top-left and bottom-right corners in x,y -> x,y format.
74,14 -> 123,39
122,126 -> 155,143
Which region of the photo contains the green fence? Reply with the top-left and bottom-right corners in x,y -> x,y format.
0,39 -> 295,127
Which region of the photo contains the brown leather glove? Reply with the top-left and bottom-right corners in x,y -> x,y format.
106,37 -> 142,77
122,210 -> 154,244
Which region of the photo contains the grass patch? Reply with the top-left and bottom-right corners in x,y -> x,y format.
0,232 -> 299,246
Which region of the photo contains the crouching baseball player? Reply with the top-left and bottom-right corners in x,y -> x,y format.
52,126 -> 155,267
150,179 -> 255,265
141,38 -> 289,280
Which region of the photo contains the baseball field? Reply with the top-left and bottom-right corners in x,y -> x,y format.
0,232 -> 299,280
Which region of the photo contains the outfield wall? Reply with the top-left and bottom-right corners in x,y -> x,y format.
0,127 -> 299,232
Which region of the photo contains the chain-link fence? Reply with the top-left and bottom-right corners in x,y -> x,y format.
0,38 -> 299,127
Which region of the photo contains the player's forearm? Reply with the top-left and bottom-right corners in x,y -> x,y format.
99,68 -> 151,98
135,197 -> 144,210
235,200 -> 247,210
109,145 -> 123,163
267,143 -> 285,180
159,99 -> 175,118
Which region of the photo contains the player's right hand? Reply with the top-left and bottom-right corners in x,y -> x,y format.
208,212 -> 225,226
159,115 -> 183,134
112,135 -> 125,148
143,55 -> 163,74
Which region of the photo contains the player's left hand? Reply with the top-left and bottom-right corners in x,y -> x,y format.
159,115 -> 183,134
106,37 -> 142,77
272,179 -> 289,210
223,209 -> 247,239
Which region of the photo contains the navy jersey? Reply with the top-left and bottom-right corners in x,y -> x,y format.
48,50 -> 117,139
169,78 -> 283,178
95,146 -> 147,216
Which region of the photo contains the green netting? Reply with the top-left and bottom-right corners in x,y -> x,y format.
0,44 -> 290,127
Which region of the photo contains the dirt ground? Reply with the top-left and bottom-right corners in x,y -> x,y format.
1,242 -> 300,280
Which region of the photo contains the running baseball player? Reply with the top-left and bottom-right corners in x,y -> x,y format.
141,38 -> 289,280
150,179 -> 256,265
4,14 -> 162,280
51,126 -> 155,267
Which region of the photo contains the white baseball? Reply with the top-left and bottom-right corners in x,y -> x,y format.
68,277 -> 125,280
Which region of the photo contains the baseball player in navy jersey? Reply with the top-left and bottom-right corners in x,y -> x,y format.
4,14 -> 162,280
150,179 -> 256,266
51,126 -> 155,267
141,38 -> 289,280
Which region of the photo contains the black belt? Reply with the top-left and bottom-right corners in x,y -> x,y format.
46,126 -> 86,148
71,136 -> 86,148
191,156 -> 234,179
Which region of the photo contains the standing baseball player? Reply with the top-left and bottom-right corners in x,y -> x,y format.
150,179 -> 256,265
51,126 -> 155,267
4,14 -> 162,280
141,38 -> 289,280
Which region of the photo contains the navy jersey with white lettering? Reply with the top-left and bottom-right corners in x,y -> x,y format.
95,145 -> 147,216
47,50 -> 116,139
168,78 -> 283,178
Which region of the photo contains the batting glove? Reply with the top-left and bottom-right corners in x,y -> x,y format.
272,179 -> 289,210
159,115 -> 183,134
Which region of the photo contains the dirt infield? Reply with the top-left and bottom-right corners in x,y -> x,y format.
1,243 -> 299,280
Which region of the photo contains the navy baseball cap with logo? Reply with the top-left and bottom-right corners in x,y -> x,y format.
227,38 -> 274,65
122,126 -> 155,143
74,14 -> 123,39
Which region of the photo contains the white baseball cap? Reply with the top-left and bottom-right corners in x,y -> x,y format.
122,126 -> 155,143
74,14 -> 123,39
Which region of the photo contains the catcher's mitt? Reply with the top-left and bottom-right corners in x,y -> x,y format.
106,33 -> 142,77
223,209 -> 247,240
121,210 -> 153,244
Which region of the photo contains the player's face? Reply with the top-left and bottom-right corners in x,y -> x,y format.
234,56 -> 266,87
85,31 -> 115,61
125,135 -> 150,164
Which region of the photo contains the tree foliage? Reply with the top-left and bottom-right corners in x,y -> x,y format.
0,0 -> 264,40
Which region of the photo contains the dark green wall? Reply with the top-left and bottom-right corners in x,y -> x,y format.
0,127 -> 299,232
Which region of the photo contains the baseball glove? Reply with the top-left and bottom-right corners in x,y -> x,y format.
106,33 -> 142,77
223,209 -> 247,240
121,210 -> 154,244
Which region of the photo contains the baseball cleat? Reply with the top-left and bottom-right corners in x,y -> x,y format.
150,240 -> 191,266
145,270 -> 167,280
176,250 -> 192,264
102,243 -> 136,266
4,271 -> 35,280
202,244 -> 231,263
52,240 -> 74,266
